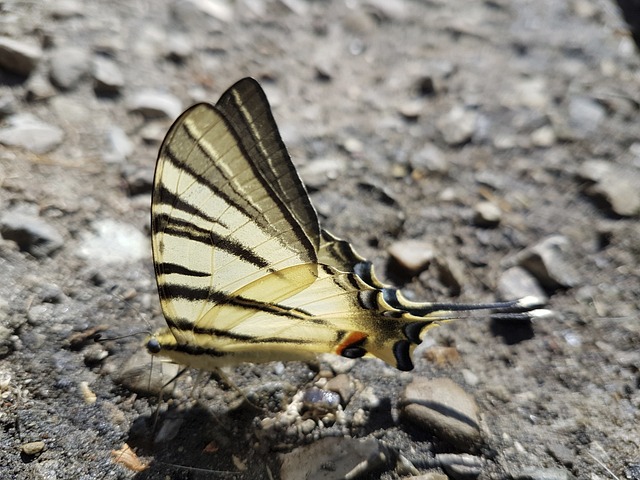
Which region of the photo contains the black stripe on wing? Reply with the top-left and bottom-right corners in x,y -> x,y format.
155,213 -> 270,269
161,144 -> 257,225
154,183 -> 228,229
161,285 -> 320,324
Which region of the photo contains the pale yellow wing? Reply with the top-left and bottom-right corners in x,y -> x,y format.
148,78 -> 545,372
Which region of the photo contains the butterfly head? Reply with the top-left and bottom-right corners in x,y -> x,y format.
146,336 -> 162,354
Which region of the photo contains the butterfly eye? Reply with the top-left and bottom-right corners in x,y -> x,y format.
146,338 -> 161,354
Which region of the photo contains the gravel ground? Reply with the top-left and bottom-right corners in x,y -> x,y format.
0,1 -> 639,479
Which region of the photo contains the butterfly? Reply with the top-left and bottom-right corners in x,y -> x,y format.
146,77 -> 544,372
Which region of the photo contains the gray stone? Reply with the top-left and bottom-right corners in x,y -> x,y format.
579,159 -> 640,217
297,158 -> 346,190
128,90 -> 182,119
166,33 -> 194,61
49,46 -> 90,90
473,201 -> 501,227
530,125 -> 556,147
78,219 -> 147,265
0,211 -> 64,258
434,256 -> 465,295
546,442 -> 574,468
0,36 -> 42,76
301,388 -> 341,415
411,144 -> 448,174
48,0 -> 84,19
436,453 -> 484,480
400,377 -> 481,451
115,349 -> 180,397
497,267 -> 547,304
21,441 -> 45,456
171,0 -> 234,31
102,126 -> 133,163
513,235 -> 580,289
26,75 -> 56,101
512,466 -> 574,480
280,437 -> 388,480
388,239 -> 435,276
437,106 -> 477,145
399,100 -> 424,120
0,113 -> 64,154
93,56 -> 124,94
325,374 -> 356,406
568,95 -> 605,137
0,93 -> 16,117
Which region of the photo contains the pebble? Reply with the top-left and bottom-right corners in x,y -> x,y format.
473,201 -> 501,227
0,93 -> 16,117
436,453 -> 484,480
0,36 -> 42,76
411,144 -> 448,175
497,267 -> 547,304
325,373 -> 356,405
405,472 -> 448,480
436,106 -> 478,146
21,441 -> 46,456
301,387 -> 341,415
83,343 -> 109,366
171,0 -> 234,31
461,369 -> 479,387
122,166 -> 154,195
545,442 -> 574,469
25,75 -> 56,101
511,466 -> 575,480
567,95 -> 605,138
508,78 -> 550,109
399,377 -> 481,451
530,125 -> 556,147
388,239 -> 435,276
128,90 -> 182,119
92,56 -> 124,94
0,211 -> 64,258
318,353 -> 356,374
27,303 -> 54,326
398,100 -> 424,121
512,235 -> 580,289
433,256 -> 465,295
102,126 -> 134,163
578,159 -> 640,217
77,219 -> 147,265
297,157 -> 346,190
49,46 -> 91,90
280,437 -> 388,480
48,0 -> 84,19
166,33 -> 194,61
0,113 -> 64,154
114,349 -> 180,397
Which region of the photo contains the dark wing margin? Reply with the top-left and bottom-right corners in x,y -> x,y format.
216,78 -> 321,252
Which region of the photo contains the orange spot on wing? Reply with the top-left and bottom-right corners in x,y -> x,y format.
335,331 -> 368,355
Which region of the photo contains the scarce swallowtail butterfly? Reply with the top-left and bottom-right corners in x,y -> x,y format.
146,77 -> 545,372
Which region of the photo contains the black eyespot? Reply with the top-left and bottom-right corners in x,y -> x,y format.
147,338 -> 161,354
393,340 -> 413,371
341,346 -> 367,359
403,321 -> 430,344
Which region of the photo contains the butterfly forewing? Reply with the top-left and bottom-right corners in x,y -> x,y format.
152,101 -> 319,340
